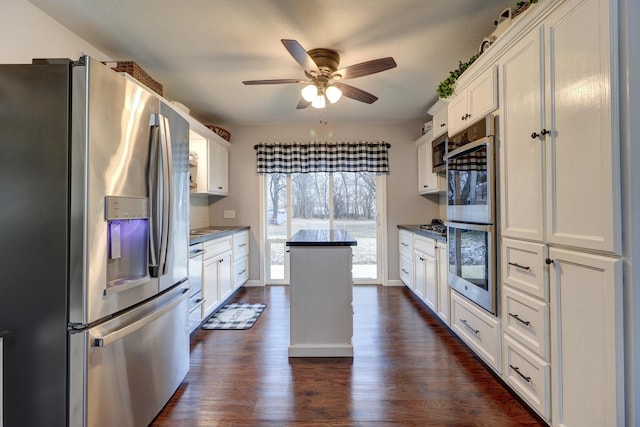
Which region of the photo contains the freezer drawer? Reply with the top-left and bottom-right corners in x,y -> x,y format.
69,284 -> 190,427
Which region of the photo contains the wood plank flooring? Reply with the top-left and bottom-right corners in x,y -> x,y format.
151,285 -> 547,426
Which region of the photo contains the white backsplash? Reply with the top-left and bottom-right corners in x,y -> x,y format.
189,195 -> 209,230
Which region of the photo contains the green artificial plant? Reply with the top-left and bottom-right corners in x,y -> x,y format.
436,52 -> 481,99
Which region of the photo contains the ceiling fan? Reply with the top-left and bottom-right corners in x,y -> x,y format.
242,39 -> 397,109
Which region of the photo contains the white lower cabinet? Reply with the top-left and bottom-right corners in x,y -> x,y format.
399,229 -> 414,288
503,286 -> 549,360
549,247 -> 623,427
399,229 -> 447,319
435,241 -> 449,325
451,291 -> 501,373
232,230 -> 249,289
503,334 -> 550,420
201,236 -> 233,319
414,236 -> 437,311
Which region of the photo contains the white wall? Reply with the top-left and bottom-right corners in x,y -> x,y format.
1,0 -> 111,63
205,120 -> 441,285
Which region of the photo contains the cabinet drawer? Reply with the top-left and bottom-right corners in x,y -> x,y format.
451,292 -> 501,373
203,236 -> 233,260
503,334 -> 551,421
399,230 -> 413,258
503,287 -> 549,360
234,256 -> 248,288
400,255 -> 414,288
233,231 -> 249,259
502,238 -> 548,301
414,235 -> 436,257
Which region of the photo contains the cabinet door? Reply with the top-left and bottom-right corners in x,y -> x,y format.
544,0 -> 619,253
423,254 -> 437,312
218,252 -> 233,300
431,102 -> 448,139
448,66 -> 498,136
549,247 -> 622,427
413,251 -> 426,298
202,256 -> 219,317
417,139 -> 444,194
208,140 -> 229,195
436,242 -> 450,325
500,29 -> 545,241
447,92 -> 468,136
417,141 -> 431,193
466,65 -> 498,124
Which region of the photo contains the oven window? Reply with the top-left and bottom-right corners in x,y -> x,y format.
447,145 -> 488,207
448,226 -> 488,291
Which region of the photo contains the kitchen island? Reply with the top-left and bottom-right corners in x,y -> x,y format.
286,229 -> 357,357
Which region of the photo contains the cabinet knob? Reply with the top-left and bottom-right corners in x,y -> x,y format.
461,115 -> 466,121
545,258 -> 554,265
532,129 -> 551,139
440,123 -> 446,127
465,113 -> 471,119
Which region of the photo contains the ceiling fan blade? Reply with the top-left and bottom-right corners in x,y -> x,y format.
334,57 -> 397,80
296,98 -> 311,109
281,39 -> 319,75
332,82 -> 378,104
242,78 -> 307,85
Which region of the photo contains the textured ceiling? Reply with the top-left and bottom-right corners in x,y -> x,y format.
29,0 -> 514,126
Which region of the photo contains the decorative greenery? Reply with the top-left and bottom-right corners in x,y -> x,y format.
436,52 -> 481,99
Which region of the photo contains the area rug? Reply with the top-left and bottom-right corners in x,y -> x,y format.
201,303 -> 266,330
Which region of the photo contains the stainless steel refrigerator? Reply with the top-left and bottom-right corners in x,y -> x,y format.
0,56 -> 190,427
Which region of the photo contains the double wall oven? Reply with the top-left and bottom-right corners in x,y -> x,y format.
444,115 -> 497,315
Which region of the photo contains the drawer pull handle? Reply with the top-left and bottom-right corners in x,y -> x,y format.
510,364 -> 532,383
460,319 -> 479,335
401,243 -> 408,247
238,243 -> 247,247
237,269 -> 246,275
508,312 -> 531,326
508,262 -> 530,271
401,268 -> 409,274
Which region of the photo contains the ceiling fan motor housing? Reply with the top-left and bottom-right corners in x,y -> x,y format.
306,48 -> 340,77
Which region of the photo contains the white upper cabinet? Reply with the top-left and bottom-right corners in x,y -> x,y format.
428,99 -> 448,140
417,133 -> 445,194
499,0 -> 620,254
543,0 -> 619,254
207,139 -> 229,195
448,65 -> 498,136
189,122 -> 230,196
499,28 -> 545,241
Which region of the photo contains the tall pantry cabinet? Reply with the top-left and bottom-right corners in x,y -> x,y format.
496,0 -> 622,425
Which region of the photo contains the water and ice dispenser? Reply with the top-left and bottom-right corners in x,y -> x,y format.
105,196 -> 150,295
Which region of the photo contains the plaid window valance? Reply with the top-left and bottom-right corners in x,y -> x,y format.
254,141 -> 391,174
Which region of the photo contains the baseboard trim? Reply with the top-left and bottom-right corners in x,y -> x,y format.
386,279 -> 405,287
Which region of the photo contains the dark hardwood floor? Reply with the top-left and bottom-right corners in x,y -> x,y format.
151,285 -> 547,426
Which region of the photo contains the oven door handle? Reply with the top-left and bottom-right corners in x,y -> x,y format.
444,222 -> 494,233
443,136 -> 493,161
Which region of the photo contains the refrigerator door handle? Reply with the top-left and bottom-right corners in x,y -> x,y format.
158,114 -> 173,276
93,288 -> 189,347
148,114 -> 161,276
148,113 -> 173,278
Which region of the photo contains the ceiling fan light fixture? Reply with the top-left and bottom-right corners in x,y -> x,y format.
326,85 -> 342,104
312,94 -> 326,109
301,84 -> 318,102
